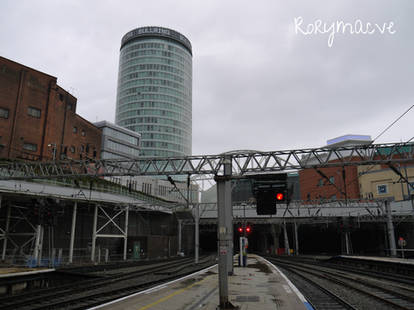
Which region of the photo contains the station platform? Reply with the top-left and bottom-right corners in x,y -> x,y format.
0,267 -> 54,278
92,254 -> 310,310
339,255 -> 414,265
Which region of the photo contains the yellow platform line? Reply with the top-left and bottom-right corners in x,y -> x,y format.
138,276 -> 208,310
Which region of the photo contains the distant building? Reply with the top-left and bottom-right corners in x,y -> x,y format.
94,120 -> 198,202
94,121 -> 141,160
0,56 -> 101,161
115,26 -> 192,157
358,144 -> 414,201
299,135 -> 372,202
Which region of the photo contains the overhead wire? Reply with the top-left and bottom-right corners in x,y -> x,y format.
371,104 -> 414,144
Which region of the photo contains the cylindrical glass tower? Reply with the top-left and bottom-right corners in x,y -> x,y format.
115,26 -> 192,157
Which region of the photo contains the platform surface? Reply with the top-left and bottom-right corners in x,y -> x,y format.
339,255 -> 414,265
0,267 -> 54,278
92,254 -> 308,310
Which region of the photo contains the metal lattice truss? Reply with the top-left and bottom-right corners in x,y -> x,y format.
0,142 -> 413,180
196,199 -> 414,224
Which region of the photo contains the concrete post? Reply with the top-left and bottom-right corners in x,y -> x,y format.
105,248 -> 109,263
2,203 -> 11,261
385,200 -> 397,257
68,202 -> 77,264
91,204 -> 98,262
123,206 -> 129,261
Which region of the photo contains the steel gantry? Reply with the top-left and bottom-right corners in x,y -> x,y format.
0,142 -> 413,180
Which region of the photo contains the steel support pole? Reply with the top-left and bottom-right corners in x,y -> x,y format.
385,200 -> 397,257
283,221 -> 290,255
38,225 -> 44,264
2,203 -> 11,261
91,204 -> 98,262
225,193 -> 233,274
123,206 -> 129,261
215,155 -> 234,309
345,232 -> 350,255
69,202 -> 77,264
33,224 -> 41,265
195,204 -> 199,264
178,219 -> 182,254
294,221 -> 299,256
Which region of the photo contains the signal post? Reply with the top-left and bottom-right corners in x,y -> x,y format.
215,156 -> 237,309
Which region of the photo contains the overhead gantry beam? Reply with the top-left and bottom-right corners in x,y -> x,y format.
0,142 -> 412,180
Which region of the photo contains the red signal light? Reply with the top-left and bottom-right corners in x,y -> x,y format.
245,226 -> 251,233
276,193 -> 284,201
238,227 -> 243,233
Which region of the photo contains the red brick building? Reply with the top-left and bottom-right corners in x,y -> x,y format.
299,165 -> 360,201
0,56 -> 101,161
299,135 -> 373,202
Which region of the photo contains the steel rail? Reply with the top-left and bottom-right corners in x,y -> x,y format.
0,257 -> 213,309
269,258 -> 414,310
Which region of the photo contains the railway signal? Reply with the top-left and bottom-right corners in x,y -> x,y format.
251,173 -> 288,215
237,225 -> 252,234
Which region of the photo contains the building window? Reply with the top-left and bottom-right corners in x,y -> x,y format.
329,176 -> 335,184
317,179 -> 324,187
23,142 -> 37,152
70,146 -> 75,153
377,184 -> 388,195
73,126 -> 77,133
0,107 -> 9,119
409,183 -> 414,196
67,103 -> 72,111
59,93 -> 64,101
81,130 -> 85,137
28,107 -> 41,118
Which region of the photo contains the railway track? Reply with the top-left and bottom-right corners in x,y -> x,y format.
0,255 -> 216,310
267,257 -> 414,310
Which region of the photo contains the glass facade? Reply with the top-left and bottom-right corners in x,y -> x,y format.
115,26 -> 192,157
94,121 -> 141,160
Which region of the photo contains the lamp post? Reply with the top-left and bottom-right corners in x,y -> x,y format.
47,143 -> 57,161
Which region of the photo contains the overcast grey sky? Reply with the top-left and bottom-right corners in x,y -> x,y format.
1,0 -> 413,155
